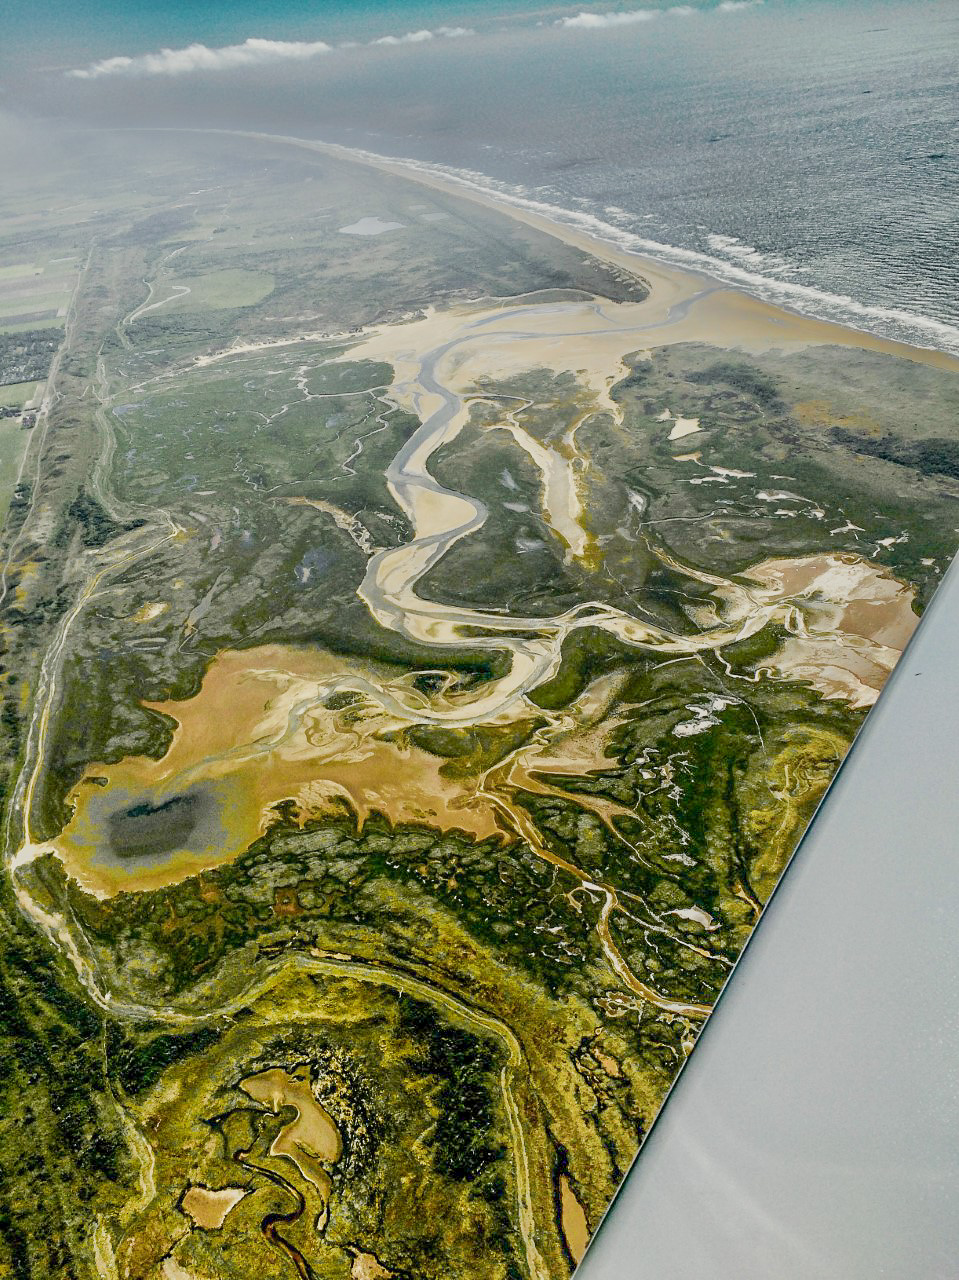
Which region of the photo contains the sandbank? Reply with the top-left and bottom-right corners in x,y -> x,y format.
238,130 -> 959,373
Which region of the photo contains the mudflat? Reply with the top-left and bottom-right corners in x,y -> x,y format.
2,127 -> 958,1280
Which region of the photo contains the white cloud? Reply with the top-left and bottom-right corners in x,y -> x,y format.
371,29 -> 435,45
558,9 -> 658,29
68,24 -> 476,79
371,25 -> 475,45
556,1 -> 762,28
68,36 -> 334,79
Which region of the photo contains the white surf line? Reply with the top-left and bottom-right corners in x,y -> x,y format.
201,127 -> 959,363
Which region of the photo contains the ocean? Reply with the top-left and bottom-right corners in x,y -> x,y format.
309,0 -> 959,355
5,0 -> 959,353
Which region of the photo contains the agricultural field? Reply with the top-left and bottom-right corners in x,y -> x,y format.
0,127 -> 957,1280
0,260 -> 78,334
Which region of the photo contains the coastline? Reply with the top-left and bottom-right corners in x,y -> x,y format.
233,129 -> 959,375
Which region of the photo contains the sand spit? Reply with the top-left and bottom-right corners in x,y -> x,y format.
238,130 -> 959,373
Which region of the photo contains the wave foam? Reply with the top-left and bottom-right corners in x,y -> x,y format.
325,141 -> 959,357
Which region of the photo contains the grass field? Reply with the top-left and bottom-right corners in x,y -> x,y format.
0,263 -> 39,280
161,268 -> 276,312
0,381 -> 40,408
0,315 -> 64,335
0,293 -> 68,317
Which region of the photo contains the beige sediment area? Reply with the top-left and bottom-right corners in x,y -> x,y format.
240,1064 -> 342,1225
592,1046 -> 623,1078
661,410 -> 702,441
480,405 -> 589,563
49,645 -> 512,896
745,554 -> 919,709
47,550 -> 917,898
132,601 -> 169,624
331,267 -> 950,665
347,1248 -> 395,1280
162,1259 -> 200,1280
490,672 -> 641,844
180,1184 -> 247,1229
286,497 -> 378,557
559,1174 -> 590,1264
244,130 -> 959,374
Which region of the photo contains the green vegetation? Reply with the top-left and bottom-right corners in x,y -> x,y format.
0,420 -> 31,523
0,382 -> 39,409
65,487 -> 140,548
590,341 -> 959,603
398,996 -> 504,1182
687,359 -> 785,409
832,426 -> 959,479
0,128 -> 955,1280
0,876 -> 131,1277
162,268 -> 275,312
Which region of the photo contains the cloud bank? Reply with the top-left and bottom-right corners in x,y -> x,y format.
372,26 -> 474,46
65,4 -> 763,79
68,26 -> 476,80
557,1 -> 762,29
68,37 -> 334,79
558,8 -> 657,28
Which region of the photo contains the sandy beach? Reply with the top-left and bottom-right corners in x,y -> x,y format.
239,130 -> 959,375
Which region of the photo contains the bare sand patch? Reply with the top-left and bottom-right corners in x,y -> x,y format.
745,554 -> 918,708
49,645 -> 511,895
240,1064 -> 341,1225
348,1249 -> 395,1280
132,601 -> 169,624
559,1174 -> 590,1263
338,217 -> 405,236
180,1185 -> 247,1229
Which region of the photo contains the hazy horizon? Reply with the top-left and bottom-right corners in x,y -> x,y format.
2,0 -> 957,354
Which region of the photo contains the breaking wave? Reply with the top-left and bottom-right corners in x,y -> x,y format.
330,140 -> 959,358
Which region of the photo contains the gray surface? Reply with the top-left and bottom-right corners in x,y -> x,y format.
576,559 -> 959,1279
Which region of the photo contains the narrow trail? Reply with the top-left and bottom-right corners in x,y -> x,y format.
118,245 -> 190,343
0,244 -> 95,611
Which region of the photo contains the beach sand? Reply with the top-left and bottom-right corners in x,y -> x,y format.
240,130 -> 959,374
